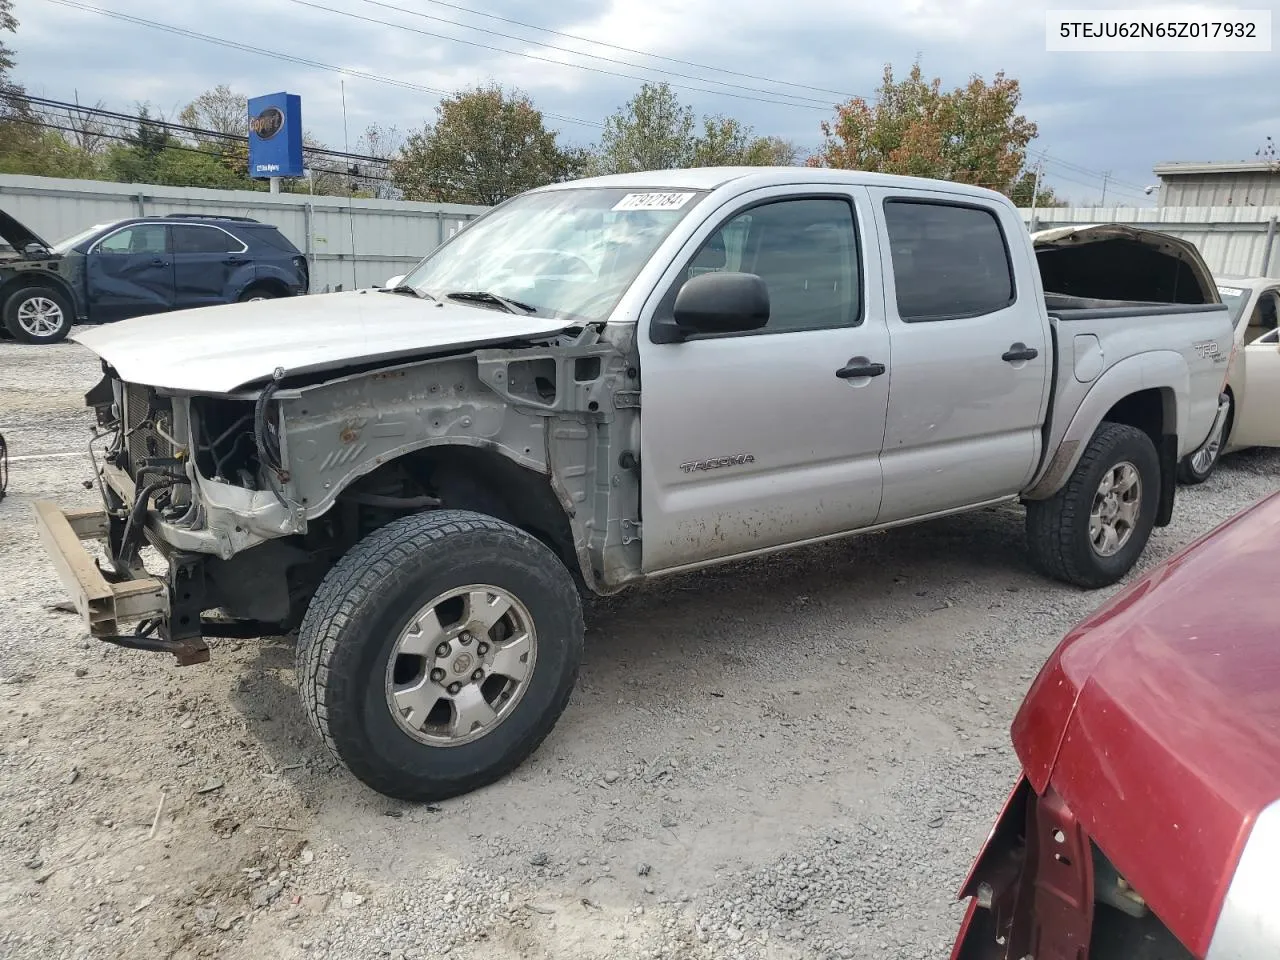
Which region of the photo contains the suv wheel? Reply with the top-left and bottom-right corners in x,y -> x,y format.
238,286 -> 279,303
3,286 -> 74,344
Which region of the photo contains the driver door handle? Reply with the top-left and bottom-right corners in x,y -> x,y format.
836,359 -> 886,379
151,258 -> 170,266
1002,343 -> 1039,362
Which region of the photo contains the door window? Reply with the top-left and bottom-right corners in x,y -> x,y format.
173,225 -> 242,254
661,197 -> 861,334
883,200 -> 1015,321
97,224 -> 168,255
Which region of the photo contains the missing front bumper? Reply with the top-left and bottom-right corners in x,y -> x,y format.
31,499 -> 209,665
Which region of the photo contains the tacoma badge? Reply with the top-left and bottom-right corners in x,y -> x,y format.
679,453 -> 756,473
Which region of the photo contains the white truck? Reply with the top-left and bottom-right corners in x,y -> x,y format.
33,168 -> 1233,801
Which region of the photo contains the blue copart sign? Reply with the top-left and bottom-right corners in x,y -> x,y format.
248,92 -> 304,179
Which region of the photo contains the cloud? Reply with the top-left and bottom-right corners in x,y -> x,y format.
7,0 -> 1274,205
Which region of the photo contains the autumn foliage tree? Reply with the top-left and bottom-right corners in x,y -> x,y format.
809,60 -> 1038,196
594,83 -> 803,174
394,82 -> 587,205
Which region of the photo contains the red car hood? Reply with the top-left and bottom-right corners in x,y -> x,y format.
1012,490 -> 1280,957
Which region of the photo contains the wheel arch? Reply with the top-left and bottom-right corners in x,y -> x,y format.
237,275 -> 291,299
316,440 -> 590,595
0,271 -> 81,318
1025,352 -> 1187,502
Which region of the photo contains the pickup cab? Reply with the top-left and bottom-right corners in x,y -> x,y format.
31,167 -> 1234,801
950,489 -> 1280,960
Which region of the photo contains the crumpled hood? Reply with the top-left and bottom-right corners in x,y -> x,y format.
73,290 -> 576,394
1012,490 -> 1280,956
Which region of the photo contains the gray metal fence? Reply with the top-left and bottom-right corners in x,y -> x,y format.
1020,204 -> 1280,279
0,173 -> 489,292
6,174 -> 1277,292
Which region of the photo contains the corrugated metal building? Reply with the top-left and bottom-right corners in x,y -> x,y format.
1153,161 -> 1280,208
0,174 -> 488,292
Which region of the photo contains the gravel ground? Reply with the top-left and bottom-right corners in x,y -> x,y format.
2,332 -> 1277,960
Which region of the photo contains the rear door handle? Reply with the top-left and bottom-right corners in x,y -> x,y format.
1002,343 -> 1039,362
836,358 -> 886,379
224,256 -> 247,264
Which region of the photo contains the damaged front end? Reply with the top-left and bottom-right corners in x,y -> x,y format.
33,368 -> 306,665
34,320 -> 644,667
951,778 -> 1185,960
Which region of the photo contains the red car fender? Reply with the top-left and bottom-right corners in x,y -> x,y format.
952,778 -> 1096,960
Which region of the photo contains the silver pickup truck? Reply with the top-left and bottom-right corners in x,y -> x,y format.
33,168 -> 1233,801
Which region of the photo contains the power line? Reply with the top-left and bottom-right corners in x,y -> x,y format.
42,0 -> 604,129
1029,149 -> 1149,193
9,114 -> 398,185
17,92 -> 393,165
383,0 -> 858,99
292,0 -> 843,108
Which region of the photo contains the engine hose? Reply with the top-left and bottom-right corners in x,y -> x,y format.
117,479 -> 172,570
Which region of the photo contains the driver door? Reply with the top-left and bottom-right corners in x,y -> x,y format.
636,187 -> 891,573
85,223 -> 176,323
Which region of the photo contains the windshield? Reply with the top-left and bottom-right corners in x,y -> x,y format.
52,222 -> 117,254
1217,285 -> 1249,325
399,188 -> 707,322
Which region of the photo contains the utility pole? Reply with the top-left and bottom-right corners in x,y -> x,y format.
1100,170 -> 1110,207
1029,163 -> 1043,230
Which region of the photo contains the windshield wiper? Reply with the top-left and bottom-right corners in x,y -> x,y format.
384,284 -> 434,300
445,290 -> 537,314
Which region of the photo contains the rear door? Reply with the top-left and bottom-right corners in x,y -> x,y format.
867,189 -> 1051,522
636,186 -> 892,573
171,223 -> 246,310
85,223 -> 175,322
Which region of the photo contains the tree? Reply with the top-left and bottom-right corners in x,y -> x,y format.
1009,170 -> 1065,209
179,84 -> 247,139
595,82 -> 695,173
596,85 -> 800,173
809,60 -> 1039,196
392,82 -> 585,205
692,115 -> 802,167
0,0 -> 16,81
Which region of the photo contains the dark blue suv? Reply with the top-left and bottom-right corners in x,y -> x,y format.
0,211 -> 309,344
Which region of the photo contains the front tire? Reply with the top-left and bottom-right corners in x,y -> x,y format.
238,286 -> 280,303
296,509 -> 584,801
1026,422 -> 1161,589
3,286 -> 74,344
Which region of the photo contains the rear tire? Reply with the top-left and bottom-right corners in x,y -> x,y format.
3,286 -> 74,344
1026,422 -> 1160,589
1177,395 -> 1231,485
238,286 -> 280,303
296,509 -> 584,802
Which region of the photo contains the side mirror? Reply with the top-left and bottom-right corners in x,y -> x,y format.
671,271 -> 769,336
384,274 -> 405,288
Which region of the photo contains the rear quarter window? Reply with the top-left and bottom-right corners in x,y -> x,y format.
244,227 -> 302,254
883,199 -> 1015,322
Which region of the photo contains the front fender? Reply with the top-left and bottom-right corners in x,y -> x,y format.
1024,351 -> 1187,500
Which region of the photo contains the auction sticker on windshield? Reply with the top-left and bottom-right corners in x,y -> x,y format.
612,192 -> 696,211
1218,285 -> 1246,298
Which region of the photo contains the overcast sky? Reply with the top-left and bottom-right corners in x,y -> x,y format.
7,0 -> 1277,205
